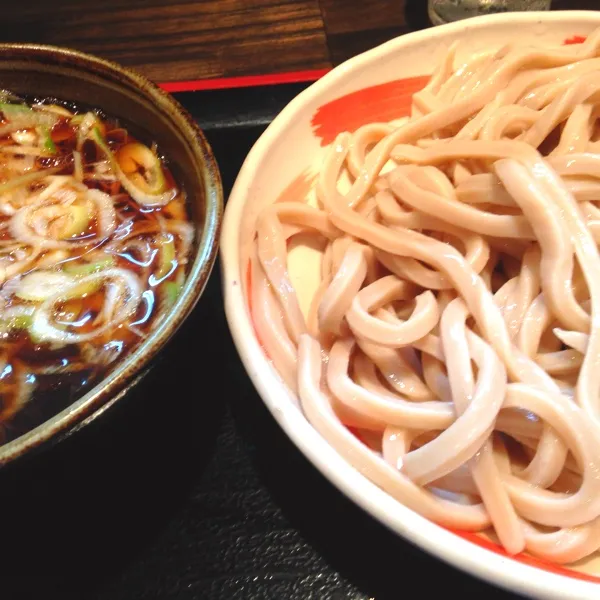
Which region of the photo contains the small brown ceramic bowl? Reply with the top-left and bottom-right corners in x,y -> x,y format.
0,44 -> 222,466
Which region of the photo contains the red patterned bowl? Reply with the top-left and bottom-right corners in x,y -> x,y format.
222,10 -> 600,599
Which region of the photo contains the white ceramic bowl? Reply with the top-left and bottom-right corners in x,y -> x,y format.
221,11 -> 600,599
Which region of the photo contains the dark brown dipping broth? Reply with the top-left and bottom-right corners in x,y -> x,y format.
0,93 -> 194,444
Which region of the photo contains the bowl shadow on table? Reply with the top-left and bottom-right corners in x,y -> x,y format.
227,358 -> 526,599
0,274 -> 226,599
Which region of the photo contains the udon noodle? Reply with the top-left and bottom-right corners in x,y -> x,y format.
0,93 -> 193,443
249,28 -> 600,564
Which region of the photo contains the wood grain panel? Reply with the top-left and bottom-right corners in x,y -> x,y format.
2,0 -> 331,83
319,0 -> 408,35
319,0 -> 411,65
2,1 -> 597,86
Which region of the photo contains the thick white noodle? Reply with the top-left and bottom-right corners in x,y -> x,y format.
250,28 -> 600,564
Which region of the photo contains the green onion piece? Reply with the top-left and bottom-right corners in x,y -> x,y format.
0,102 -> 32,118
63,256 -> 115,277
0,305 -> 34,335
39,124 -> 56,155
162,281 -> 182,308
93,126 -> 113,161
0,90 -> 24,104
16,271 -> 75,302
73,113 -> 98,152
0,166 -> 61,195
28,322 -> 48,345
93,127 -> 175,207
71,112 -> 98,125
5,314 -> 33,330
161,269 -> 184,309
155,234 -> 176,280
56,204 -> 90,239
0,103 -> 58,138
115,142 -> 166,195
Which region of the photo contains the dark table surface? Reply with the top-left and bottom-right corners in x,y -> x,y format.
0,2 -> 598,600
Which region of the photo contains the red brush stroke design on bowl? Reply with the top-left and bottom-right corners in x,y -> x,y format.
311,76 -> 430,147
447,529 -> 600,583
564,35 -> 587,45
311,36 -> 587,146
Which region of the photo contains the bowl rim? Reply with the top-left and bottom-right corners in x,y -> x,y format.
0,43 -> 223,465
222,10 -> 600,599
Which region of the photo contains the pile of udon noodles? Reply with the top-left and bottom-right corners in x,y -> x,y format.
250,27 -> 600,563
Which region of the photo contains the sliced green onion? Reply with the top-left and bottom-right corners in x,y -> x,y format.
0,166 -> 61,195
63,255 -> 115,277
57,204 -> 91,239
92,125 -> 111,158
92,127 -> 175,207
73,150 -> 83,182
161,269 -> 184,309
5,314 -> 33,330
71,112 -> 97,129
0,306 -> 36,337
36,104 -> 73,118
0,90 -> 24,105
70,114 -> 85,125
0,104 -> 57,136
66,279 -> 104,299
16,269 -> 102,304
155,233 -> 176,280
0,102 -> 31,117
74,113 -> 102,151
30,268 -> 142,344
38,124 -> 56,155
162,281 -> 182,308
16,271 -> 75,302
115,142 -> 166,195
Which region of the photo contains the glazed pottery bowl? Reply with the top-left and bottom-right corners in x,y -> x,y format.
0,44 -> 222,465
